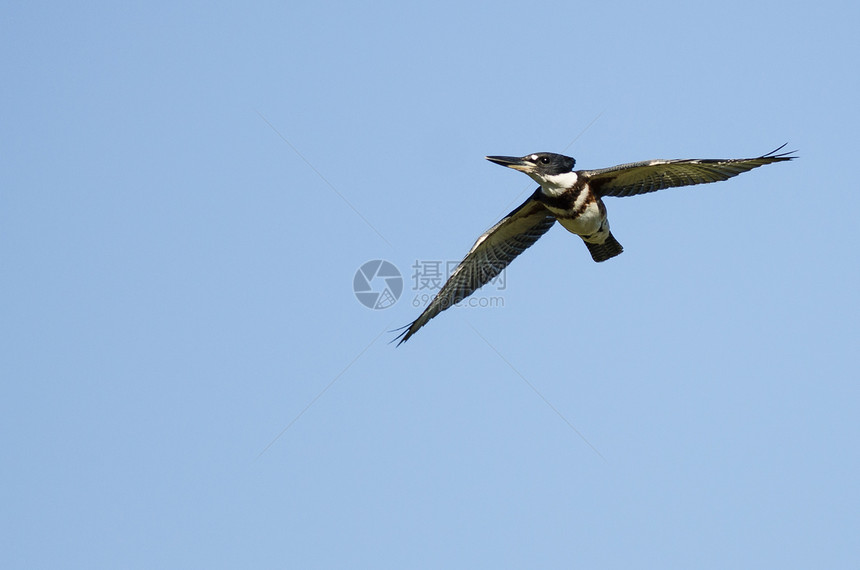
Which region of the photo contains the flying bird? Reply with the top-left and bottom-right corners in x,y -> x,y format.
396,145 -> 795,345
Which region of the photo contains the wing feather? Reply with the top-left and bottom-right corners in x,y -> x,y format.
396,193 -> 555,345
584,145 -> 796,198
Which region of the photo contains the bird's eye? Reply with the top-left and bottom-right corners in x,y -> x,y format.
539,156 -> 551,165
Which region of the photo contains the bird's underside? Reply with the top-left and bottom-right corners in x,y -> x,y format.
395,145 -> 795,345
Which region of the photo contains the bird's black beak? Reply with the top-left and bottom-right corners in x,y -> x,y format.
485,155 -> 533,173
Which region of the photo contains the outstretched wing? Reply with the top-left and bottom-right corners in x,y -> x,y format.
583,144 -> 796,198
396,192 -> 555,345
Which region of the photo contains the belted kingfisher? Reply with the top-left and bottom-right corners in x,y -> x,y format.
396,145 -> 795,345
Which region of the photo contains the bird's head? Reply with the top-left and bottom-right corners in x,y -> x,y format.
485,152 -> 577,187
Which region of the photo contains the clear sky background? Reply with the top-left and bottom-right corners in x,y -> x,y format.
2,1 -> 858,568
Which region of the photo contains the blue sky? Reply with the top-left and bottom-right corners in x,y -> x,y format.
2,1 -> 858,568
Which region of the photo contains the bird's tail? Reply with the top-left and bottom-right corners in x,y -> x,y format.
584,232 -> 623,262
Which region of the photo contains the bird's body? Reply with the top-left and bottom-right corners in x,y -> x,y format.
525,168 -> 619,260
396,146 -> 795,345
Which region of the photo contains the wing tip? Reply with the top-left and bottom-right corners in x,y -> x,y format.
761,142 -> 798,161
390,323 -> 415,347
